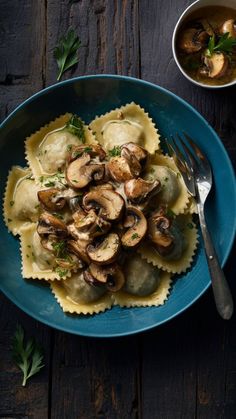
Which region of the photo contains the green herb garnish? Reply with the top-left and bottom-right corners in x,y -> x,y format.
55,267 -> 69,278
166,209 -> 176,219
108,146 -> 121,157
44,181 -> 55,187
12,324 -> 44,387
52,212 -> 64,220
66,114 -> 85,142
187,222 -> 194,229
131,233 -> 140,240
52,240 -> 67,258
10,200 -> 14,206
206,33 -> 236,57
54,28 -> 81,81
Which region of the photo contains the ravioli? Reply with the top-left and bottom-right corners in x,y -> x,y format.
89,102 -> 160,154
25,113 -> 96,178
3,166 -> 42,235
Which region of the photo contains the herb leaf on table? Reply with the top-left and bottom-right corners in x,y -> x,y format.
54,28 -> 81,81
12,324 -> 44,386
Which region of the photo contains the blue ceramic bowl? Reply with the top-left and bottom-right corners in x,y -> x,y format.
0,75 -> 235,337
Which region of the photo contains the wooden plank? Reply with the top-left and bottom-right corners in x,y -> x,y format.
0,0 -> 46,122
0,294 -> 51,418
50,333 -> 140,419
45,0 -> 140,85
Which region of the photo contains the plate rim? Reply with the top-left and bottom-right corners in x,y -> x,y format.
0,74 -> 235,337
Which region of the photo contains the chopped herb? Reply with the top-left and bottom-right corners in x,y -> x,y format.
52,212 -> 64,220
67,144 -> 73,152
164,177 -> 169,182
44,181 -> 56,187
10,200 -> 14,206
176,172 -> 181,178
35,204 -> 40,209
27,245 -> 31,248
54,28 -> 81,81
206,33 -> 236,57
71,146 -> 92,159
39,176 -> 44,183
26,254 -> 29,258
72,179 -> 78,183
150,167 -> 155,174
131,233 -> 140,240
66,114 -> 85,143
46,261 -> 51,266
52,241 -> 67,258
108,146 -> 121,157
44,150 -> 47,154
12,324 -> 44,387
166,209 -> 176,219
55,267 -> 69,278
187,222 -> 194,229
7,218 -> 12,223
31,252 -> 35,260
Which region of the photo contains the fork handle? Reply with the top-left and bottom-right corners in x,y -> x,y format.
198,204 -> 234,320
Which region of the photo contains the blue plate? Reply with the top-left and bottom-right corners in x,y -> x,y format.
0,75 -> 235,337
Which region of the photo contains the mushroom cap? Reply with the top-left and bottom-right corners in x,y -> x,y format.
204,52 -> 229,79
124,178 -> 161,203
68,144 -> 106,162
83,189 -> 124,221
121,206 -> 147,248
121,142 -> 148,164
87,233 -> 121,265
66,154 -> 105,188
84,263 -> 125,292
72,208 -> 111,238
148,211 -> 174,256
107,156 -> 141,183
38,188 -> 66,211
219,19 -> 236,39
178,28 -> 207,53
67,239 -> 91,264
37,212 -> 68,238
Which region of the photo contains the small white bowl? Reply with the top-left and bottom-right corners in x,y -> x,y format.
172,0 -> 236,88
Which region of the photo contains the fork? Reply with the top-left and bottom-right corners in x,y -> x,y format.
166,132 -> 234,320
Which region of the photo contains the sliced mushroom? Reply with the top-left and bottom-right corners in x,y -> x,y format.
121,143 -> 148,165
68,144 -> 106,162
121,206 -> 147,248
178,28 -> 208,53
83,189 -> 124,221
148,211 -> 174,256
83,263 -> 125,291
219,19 -> 236,39
120,148 -> 142,176
37,212 -> 68,238
38,188 -> 66,211
68,196 -> 83,212
124,178 -> 161,204
107,156 -> 141,183
72,208 -> 111,238
66,154 -> 105,188
87,233 -> 121,265
203,52 -> 229,78
67,239 -> 91,264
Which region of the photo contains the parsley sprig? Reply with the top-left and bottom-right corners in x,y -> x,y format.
206,33 -> 236,57
66,115 -> 85,142
108,146 -> 121,157
54,28 -> 81,81
12,324 -> 44,387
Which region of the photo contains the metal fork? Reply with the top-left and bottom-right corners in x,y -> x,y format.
166,133 -> 234,320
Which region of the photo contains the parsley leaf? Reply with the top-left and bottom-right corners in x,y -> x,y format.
108,146 -> 121,157
52,240 -> 67,258
66,115 -> 85,142
12,324 -> 44,387
54,28 -> 81,81
206,33 -> 236,56
131,233 -> 140,240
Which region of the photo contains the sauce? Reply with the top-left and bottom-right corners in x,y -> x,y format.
176,6 -> 236,85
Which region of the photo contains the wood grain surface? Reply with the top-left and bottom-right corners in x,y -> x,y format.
0,1 -> 236,418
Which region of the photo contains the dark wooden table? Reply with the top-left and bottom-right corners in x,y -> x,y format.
1,1 -> 236,418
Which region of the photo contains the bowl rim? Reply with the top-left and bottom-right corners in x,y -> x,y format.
0,74 -> 235,336
172,0 -> 236,89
